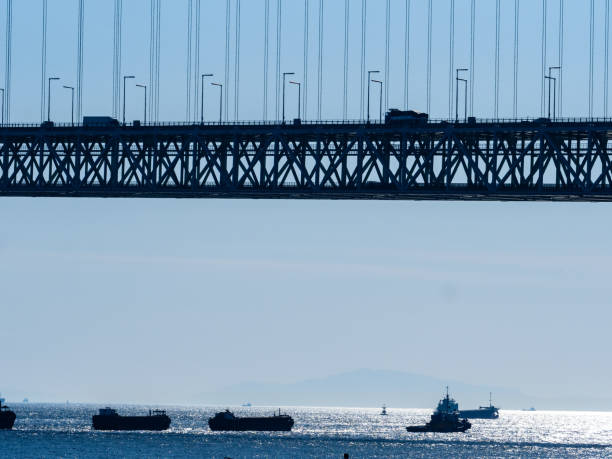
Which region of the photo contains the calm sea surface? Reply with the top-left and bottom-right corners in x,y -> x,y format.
1,404 -> 611,458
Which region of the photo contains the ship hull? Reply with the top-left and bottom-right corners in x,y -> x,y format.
92,415 -> 171,431
406,424 -> 470,433
458,408 -> 499,419
0,412 -> 16,430
209,417 -> 294,432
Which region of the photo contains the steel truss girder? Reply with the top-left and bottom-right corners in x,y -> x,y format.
2,122 -> 612,201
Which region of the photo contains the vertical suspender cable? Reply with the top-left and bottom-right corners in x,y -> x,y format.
427,0 -> 432,115
303,0 -> 309,120
606,0 -> 610,117
275,0 -> 281,121
317,0 -> 323,120
360,0 -> 366,120
470,0 -> 475,116
225,0 -> 230,121
155,0 -> 161,121
113,0 -> 117,117
448,0 -> 455,120
156,0 -> 161,120
264,0 -> 270,120
404,0 -> 410,110
187,0 -> 193,122
589,0 -> 594,118
194,0 -> 200,121
541,0 -> 546,117
494,0 -> 500,118
343,0 -> 349,120
113,0 -> 122,119
513,0 -> 519,118
77,0 -> 84,121
558,0 -> 563,117
149,0 -> 154,121
385,0 -> 390,113
4,0 -> 11,123
41,0 -> 47,123
235,0 -> 241,121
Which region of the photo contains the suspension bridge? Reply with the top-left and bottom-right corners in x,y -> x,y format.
1,1 -> 612,201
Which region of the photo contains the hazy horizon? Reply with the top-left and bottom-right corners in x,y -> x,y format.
2,1 -> 612,412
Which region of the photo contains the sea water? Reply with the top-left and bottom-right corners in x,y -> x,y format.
1,404 -> 611,458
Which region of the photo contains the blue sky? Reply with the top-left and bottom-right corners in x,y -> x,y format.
1,0 -> 612,406
1,0 -> 611,122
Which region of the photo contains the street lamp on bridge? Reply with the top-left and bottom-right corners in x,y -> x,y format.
47,77 -> 60,123
200,73 -> 213,124
289,81 -> 301,120
282,72 -> 295,123
545,75 -> 557,120
367,70 -> 380,123
211,83 -> 223,124
455,68 -> 468,123
122,75 -> 135,125
135,84 -> 147,123
63,85 -> 75,126
0,88 -> 4,126
547,66 -> 561,120
371,79 -> 383,123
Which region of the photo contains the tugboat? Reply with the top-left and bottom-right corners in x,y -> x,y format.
459,393 -> 500,419
0,399 -> 16,430
208,409 -> 294,431
381,405 -> 388,416
92,407 -> 171,431
406,388 -> 471,433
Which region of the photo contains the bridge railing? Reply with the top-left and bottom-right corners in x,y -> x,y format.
2,116 -> 612,129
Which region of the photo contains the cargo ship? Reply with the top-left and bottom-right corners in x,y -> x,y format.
92,407 -> 171,431
406,389 -> 471,433
458,393 -> 499,419
0,400 -> 16,430
208,409 -> 294,431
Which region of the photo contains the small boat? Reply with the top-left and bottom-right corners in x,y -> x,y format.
458,393 -> 500,419
208,409 -> 294,432
92,407 -> 171,431
241,403 -> 252,407
522,407 -> 536,412
0,399 -> 16,430
406,388 -> 471,433
381,405 -> 388,416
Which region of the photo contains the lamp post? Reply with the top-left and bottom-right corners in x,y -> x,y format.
282,72 -> 295,123
136,84 -> 147,123
372,79 -> 383,122
63,85 -> 74,125
200,73 -> 213,123
367,70 -> 380,123
211,83 -> 223,123
455,68 -> 468,122
122,75 -> 135,125
545,75 -> 556,120
47,77 -> 60,122
458,78 -> 468,122
548,66 -> 561,120
0,88 -> 4,126
289,81 -> 301,120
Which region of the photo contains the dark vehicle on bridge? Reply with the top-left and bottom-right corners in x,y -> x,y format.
82,116 -> 120,127
208,409 -> 294,432
92,407 -> 171,431
406,390 -> 471,433
385,109 -> 429,125
0,399 -> 16,430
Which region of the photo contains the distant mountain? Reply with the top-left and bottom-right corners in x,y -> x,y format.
197,369 -> 612,411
